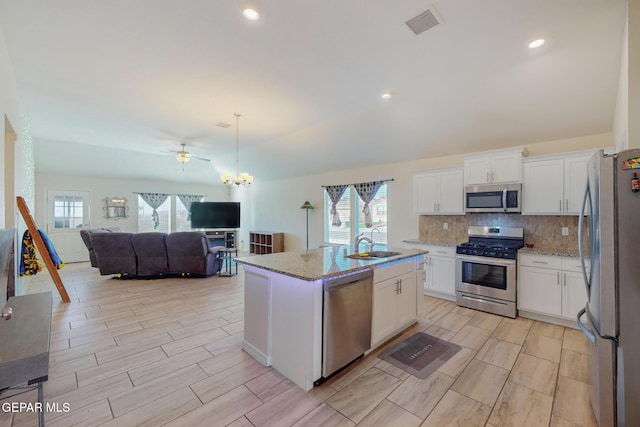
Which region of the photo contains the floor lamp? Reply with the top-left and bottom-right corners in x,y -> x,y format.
301,201 -> 314,250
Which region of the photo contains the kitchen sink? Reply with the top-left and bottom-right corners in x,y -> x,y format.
346,251 -> 401,260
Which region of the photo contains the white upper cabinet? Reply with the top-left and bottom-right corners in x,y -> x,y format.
413,167 -> 464,215
522,152 -> 592,215
464,149 -> 526,185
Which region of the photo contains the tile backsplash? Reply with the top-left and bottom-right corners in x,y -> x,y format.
419,214 -> 585,251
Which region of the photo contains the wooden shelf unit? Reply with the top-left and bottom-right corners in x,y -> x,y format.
249,231 -> 284,255
204,230 -> 237,248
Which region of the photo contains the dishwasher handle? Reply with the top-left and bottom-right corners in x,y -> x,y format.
323,269 -> 373,291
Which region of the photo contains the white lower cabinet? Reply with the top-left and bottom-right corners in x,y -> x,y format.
518,253 -> 588,324
372,259 -> 418,348
423,245 -> 456,300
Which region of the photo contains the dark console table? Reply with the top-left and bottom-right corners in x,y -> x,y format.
0,291 -> 52,427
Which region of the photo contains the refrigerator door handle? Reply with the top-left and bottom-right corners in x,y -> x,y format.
576,307 -> 596,344
578,180 -> 591,296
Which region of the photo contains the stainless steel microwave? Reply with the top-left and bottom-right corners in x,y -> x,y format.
464,183 -> 522,213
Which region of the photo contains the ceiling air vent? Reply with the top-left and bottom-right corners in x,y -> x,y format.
406,9 -> 440,35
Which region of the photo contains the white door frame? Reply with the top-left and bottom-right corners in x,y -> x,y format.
45,189 -> 92,263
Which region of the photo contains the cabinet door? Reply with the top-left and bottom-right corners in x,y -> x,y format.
518,266 -> 562,316
372,278 -> 398,346
437,169 -> 464,214
414,173 -> 438,214
429,255 -> 456,297
523,160 -> 565,214
564,156 -> 589,214
562,271 -> 588,320
491,152 -> 522,183
396,272 -> 417,328
464,157 -> 492,185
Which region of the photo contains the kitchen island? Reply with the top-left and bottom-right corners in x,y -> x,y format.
235,246 -> 426,391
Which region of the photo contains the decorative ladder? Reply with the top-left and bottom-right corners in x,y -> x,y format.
16,196 -> 70,303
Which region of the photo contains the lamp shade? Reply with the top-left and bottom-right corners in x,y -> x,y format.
301,201 -> 314,209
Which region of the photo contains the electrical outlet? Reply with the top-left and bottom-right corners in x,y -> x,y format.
443,222 -> 449,230
562,227 -> 569,236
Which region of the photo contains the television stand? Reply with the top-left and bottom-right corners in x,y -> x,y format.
204,230 -> 237,249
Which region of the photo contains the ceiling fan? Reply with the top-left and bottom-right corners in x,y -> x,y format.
169,143 -> 211,164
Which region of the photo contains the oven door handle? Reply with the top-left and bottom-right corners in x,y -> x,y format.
455,254 -> 516,266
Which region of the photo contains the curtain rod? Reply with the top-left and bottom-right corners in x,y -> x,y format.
321,178 -> 394,188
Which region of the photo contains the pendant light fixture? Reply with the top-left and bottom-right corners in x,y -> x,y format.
221,113 -> 254,187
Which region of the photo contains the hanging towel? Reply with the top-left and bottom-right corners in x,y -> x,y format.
19,229 -> 65,277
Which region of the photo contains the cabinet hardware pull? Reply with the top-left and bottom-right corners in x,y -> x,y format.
491,171 -> 495,182
434,203 -> 436,212
565,199 -> 569,211
486,171 -> 490,183
557,272 -> 560,285
563,273 -> 567,286
532,260 -> 548,264
559,200 -> 563,212
399,279 -> 402,294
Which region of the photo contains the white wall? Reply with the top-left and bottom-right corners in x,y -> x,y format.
246,132 -> 613,253
1,24 -> 32,300
613,13 -> 629,151
629,0 -> 640,149
34,174 -> 230,232
0,27 -> 23,229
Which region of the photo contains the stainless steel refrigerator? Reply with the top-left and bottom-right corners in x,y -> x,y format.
577,148 -> 640,426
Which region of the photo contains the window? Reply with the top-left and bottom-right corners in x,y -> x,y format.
325,183 -> 388,250
53,195 -> 85,229
175,197 -> 191,231
325,187 -> 352,245
138,196 -> 171,233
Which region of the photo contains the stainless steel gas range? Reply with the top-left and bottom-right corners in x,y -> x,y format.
455,226 -> 524,318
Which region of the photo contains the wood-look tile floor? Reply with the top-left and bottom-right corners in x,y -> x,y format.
1,262 -> 597,427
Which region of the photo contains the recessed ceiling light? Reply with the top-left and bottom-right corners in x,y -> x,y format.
381,92 -> 392,99
528,39 -> 545,49
242,5 -> 260,21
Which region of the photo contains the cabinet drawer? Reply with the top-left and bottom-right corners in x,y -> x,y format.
519,254 -> 562,269
373,258 -> 416,283
561,257 -> 589,272
422,245 -> 456,258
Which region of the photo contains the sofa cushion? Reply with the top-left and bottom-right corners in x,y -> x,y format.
166,232 -> 217,276
91,232 -> 137,276
131,232 -> 169,277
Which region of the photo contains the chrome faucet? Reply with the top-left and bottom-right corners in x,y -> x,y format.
355,233 -> 374,253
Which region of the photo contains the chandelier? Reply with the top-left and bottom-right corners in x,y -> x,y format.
221,113 -> 254,187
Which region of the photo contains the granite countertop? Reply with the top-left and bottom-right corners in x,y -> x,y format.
518,247 -> 585,258
402,238 -> 461,247
235,246 -> 427,281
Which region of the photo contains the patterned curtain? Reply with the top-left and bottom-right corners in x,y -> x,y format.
353,181 -> 385,227
137,192 -> 169,229
324,185 -> 348,227
177,194 -> 204,220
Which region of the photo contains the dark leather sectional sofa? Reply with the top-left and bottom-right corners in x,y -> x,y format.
80,229 -> 222,278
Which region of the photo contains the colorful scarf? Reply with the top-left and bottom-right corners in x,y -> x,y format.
19,229 -> 65,276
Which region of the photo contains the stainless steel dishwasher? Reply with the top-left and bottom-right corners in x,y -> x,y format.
322,268 -> 373,378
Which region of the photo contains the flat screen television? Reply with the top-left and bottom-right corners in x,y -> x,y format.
190,202 -> 240,229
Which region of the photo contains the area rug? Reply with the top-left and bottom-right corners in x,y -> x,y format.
378,332 -> 461,379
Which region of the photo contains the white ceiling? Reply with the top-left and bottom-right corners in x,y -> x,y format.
0,0 -> 628,185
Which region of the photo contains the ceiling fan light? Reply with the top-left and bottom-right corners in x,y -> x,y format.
176,152 -> 191,163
